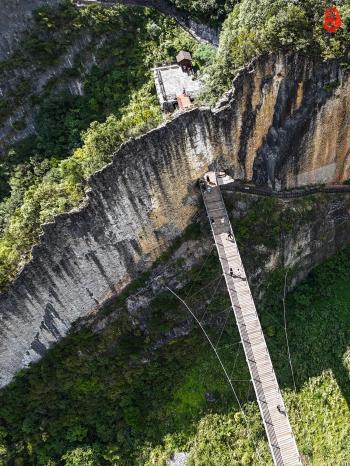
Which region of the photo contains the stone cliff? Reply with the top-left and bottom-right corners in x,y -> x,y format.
0,32 -> 97,154
224,191 -> 350,296
1,52 -> 350,387
0,0 -> 61,59
0,0 -> 218,156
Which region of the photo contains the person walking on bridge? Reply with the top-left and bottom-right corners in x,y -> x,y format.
277,405 -> 286,415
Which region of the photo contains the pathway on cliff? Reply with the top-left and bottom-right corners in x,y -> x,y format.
75,0 -> 219,46
202,173 -> 302,466
221,182 -> 350,198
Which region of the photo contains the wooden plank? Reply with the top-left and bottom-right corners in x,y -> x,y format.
202,181 -> 302,466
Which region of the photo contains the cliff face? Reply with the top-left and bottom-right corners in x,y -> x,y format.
222,53 -> 350,188
0,33 -> 97,155
0,0 -> 60,60
225,192 -> 350,296
1,52 -> 350,387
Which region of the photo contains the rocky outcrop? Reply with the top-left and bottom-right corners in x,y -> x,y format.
225,191 -> 350,296
223,53 -> 350,189
0,0 -> 61,60
1,52 -> 350,387
0,33 -> 98,155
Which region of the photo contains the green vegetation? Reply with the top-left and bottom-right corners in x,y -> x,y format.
224,193 -> 323,274
0,1 -> 80,126
0,209 -> 350,464
1,0 -> 350,290
323,80 -> 340,93
0,1 -> 80,73
169,0 -> 235,26
0,2 -> 213,290
233,196 -> 307,248
201,0 -> 350,102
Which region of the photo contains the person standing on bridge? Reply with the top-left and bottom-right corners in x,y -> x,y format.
227,231 -> 234,241
230,268 -> 234,277
277,405 -> 286,415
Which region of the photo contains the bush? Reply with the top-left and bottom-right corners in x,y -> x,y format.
0,85 -> 161,290
0,2 -> 211,289
200,0 -> 350,102
170,0 -> 235,26
61,446 -> 98,466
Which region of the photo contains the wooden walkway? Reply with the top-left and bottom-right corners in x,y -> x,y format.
202,175 -> 302,466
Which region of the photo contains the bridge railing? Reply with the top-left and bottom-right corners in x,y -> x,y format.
220,182 -> 350,198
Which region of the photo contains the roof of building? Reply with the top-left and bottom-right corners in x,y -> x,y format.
153,64 -> 202,108
176,50 -> 192,63
176,93 -> 192,110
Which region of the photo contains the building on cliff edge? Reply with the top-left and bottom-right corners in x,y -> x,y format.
153,51 -> 202,113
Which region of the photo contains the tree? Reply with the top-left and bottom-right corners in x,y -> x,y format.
61,446 -> 98,466
0,429 -> 8,466
200,0 -> 350,102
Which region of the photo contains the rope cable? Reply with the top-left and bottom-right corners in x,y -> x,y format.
186,275 -> 223,301
185,243 -> 215,298
216,341 -> 241,351
202,274 -> 223,312
246,381 -> 252,404
215,306 -> 232,349
283,270 -> 297,392
166,286 -> 265,466
229,343 -> 243,381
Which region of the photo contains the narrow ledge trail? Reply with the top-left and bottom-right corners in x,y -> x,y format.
75,0 -> 220,46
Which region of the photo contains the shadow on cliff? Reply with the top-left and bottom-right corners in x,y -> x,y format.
259,247 -> 350,409
0,230 -> 350,465
252,54 -> 344,189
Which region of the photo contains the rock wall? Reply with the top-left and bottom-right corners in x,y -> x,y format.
225,191 -> 350,297
0,0 -> 61,60
0,33 -> 97,155
1,52 -> 350,386
221,53 -> 350,188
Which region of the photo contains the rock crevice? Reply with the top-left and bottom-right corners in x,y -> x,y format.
1,52 -> 350,386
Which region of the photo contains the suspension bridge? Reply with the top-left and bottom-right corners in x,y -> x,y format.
201,172 -> 302,466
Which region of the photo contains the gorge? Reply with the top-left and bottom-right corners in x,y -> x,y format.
1,1 -> 350,464
1,51 -> 350,387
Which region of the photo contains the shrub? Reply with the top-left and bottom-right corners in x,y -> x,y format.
200,0 -> 350,102
0,85 -> 161,290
